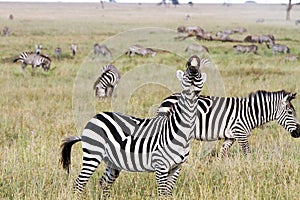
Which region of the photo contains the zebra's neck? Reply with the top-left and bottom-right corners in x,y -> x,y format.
247,91 -> 283,128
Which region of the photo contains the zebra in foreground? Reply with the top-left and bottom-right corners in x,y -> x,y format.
60,55 -> 207,198
93,64 -> 121,100
13,52 -> 51,72
158,90 -> 300,157
233,44 -> 258,54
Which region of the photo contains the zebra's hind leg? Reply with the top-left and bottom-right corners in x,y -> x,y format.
236,137 -> 251,155
99,166 -> 121,199
74,152 -> 102,195
220,139 -> 235,158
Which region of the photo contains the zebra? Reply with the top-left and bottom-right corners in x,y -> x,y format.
94,43 -> 112,57
126,45 -> 156,57
13,52 -> 51,72
185,43 -> 209,54
157,90 -> 300,157
93,64 -> 121,100
268,44 -> 290,54
295,19 -> 300,25
71,43 -> 77,56
2,26 -> 10,36
233,44 -> 258,54
258,34 -> 275,46
60,55 -> 207,198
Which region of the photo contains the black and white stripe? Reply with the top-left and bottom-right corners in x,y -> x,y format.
60,55 -> 207,197
93,64 -> 121,100
13,52 -> 51,71
158,90 -> 300,156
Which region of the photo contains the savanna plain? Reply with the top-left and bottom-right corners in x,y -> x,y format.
1,2 -> 300,200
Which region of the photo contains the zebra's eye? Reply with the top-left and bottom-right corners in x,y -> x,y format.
287,110 -> 293,115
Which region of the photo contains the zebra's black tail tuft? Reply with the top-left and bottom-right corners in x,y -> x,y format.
60,136 -> 81,174
13,58 -> 20,63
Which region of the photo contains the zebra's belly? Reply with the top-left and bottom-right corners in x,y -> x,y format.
103,149 -> 155,172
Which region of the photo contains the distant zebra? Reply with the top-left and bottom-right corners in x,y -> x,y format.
3,26 -> 10,36
60,55 -> 207,197
126,45 -> 156,57
295,19 -> 300,25
258,34 -> 275,46
93,64 -> 121,100
285,54 -> 300,61
71,43 -> 77,56
269,44 -> 290,54
233,44 -> 258,54
13,52 -> 51,71
158,90 -> 300,156
185,43 -> 209,54
94,43 -> 112,57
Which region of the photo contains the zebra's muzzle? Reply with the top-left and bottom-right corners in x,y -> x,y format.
291,124 -> 300,138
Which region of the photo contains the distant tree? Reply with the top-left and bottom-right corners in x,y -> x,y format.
286,0 -> 300,20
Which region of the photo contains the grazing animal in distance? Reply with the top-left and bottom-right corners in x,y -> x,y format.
60,55 -> 207,198
9,14 -> 13,20
14,52 -> 51,72
295,19 -> 300,25
94,43 -> 112,57
157,90 -> 300,157
233,44 -> 258,54
244,35 -> 259,43
3,26 -> 10,36
71,43 -> 77,56
258,34 -> 275,46
93,64 -> 121,100
185,43 -> 209,54
126,45 -> 156,57
268,44 -> 290,54
285,54 -> 300,61
256,18 -> 264,23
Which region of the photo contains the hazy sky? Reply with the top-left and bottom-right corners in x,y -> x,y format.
0,0 -> 288,3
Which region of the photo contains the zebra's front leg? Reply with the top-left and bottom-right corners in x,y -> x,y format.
165,166 -> 182,196
236,136 -> 251,155
99,166 -> 120,199
154,165 -> 169,196
219,139 -> 235,158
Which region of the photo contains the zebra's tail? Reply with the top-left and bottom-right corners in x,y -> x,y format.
60,136 -> 81,174
13,57 -> 20,63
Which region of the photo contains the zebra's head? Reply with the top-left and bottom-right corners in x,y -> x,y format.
177,55 -> 207,94
276,92 -> 300,138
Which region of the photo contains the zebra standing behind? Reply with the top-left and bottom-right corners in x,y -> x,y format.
93,64 -> 121,100
185,43 -> 209,54
157,90 -> 300,157
233,44 -> 258,54
60,55 -> 207,198
13,52 -> 51,72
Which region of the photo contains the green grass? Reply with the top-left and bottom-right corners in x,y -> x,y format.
1,2 -> 300,200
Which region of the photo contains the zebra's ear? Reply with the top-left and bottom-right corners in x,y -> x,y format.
176,70 -> 184,81
201,73 -> 207,83
288,93 -> 297,101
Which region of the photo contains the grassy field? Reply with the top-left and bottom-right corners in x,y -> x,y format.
1,2 -> 300,200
